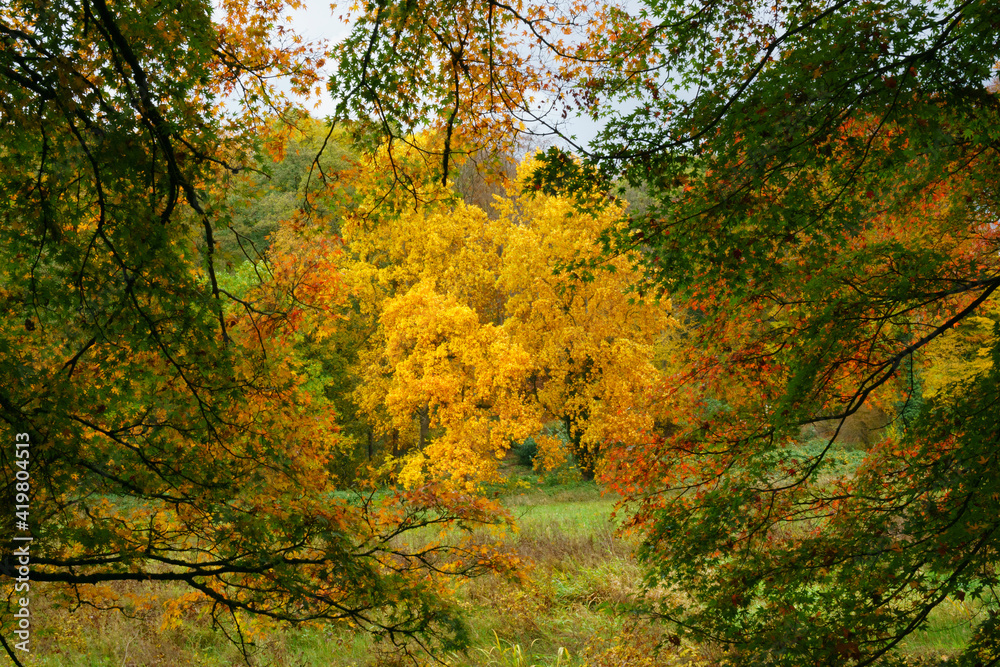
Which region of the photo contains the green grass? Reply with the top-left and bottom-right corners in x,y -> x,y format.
16,463 -> 990,667
21,466 -> 672,667
899,597 -> 982,661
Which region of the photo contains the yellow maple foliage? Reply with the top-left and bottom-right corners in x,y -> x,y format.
382,283 -> 539,488
919,296 -> 1000,400
493,158 -> 676,479
341,145 -> 674,484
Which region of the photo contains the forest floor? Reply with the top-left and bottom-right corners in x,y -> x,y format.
28,454 -> 978,666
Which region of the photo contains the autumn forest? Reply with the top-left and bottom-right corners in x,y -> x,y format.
2,0 -> 1000,665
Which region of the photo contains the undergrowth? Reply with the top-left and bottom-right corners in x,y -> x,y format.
15,454 -> 980,667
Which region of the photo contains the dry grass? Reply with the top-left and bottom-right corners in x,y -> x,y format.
15,468 -> 972,666
14,476 -> 661,667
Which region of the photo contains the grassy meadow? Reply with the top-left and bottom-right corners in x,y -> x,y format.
22,453 -> 983,667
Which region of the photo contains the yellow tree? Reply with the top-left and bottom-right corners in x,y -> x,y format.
494,159 -> 676,479
380,282 -> 538,488
340,141 -> 523,483
919,295 -> 1000,401
340,145 -> 673,484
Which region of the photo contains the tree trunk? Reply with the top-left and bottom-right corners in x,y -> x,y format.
564,415 -> 597,481
418,404 -> 430,450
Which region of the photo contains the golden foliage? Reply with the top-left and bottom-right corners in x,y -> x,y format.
341,146 -> 674,485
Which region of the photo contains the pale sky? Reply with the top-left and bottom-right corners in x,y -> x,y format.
278,0 -> 610,151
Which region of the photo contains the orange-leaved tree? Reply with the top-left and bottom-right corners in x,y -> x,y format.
328,0 -> 661,184
521,0 -> 1000,660
0,2 -> 516,662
